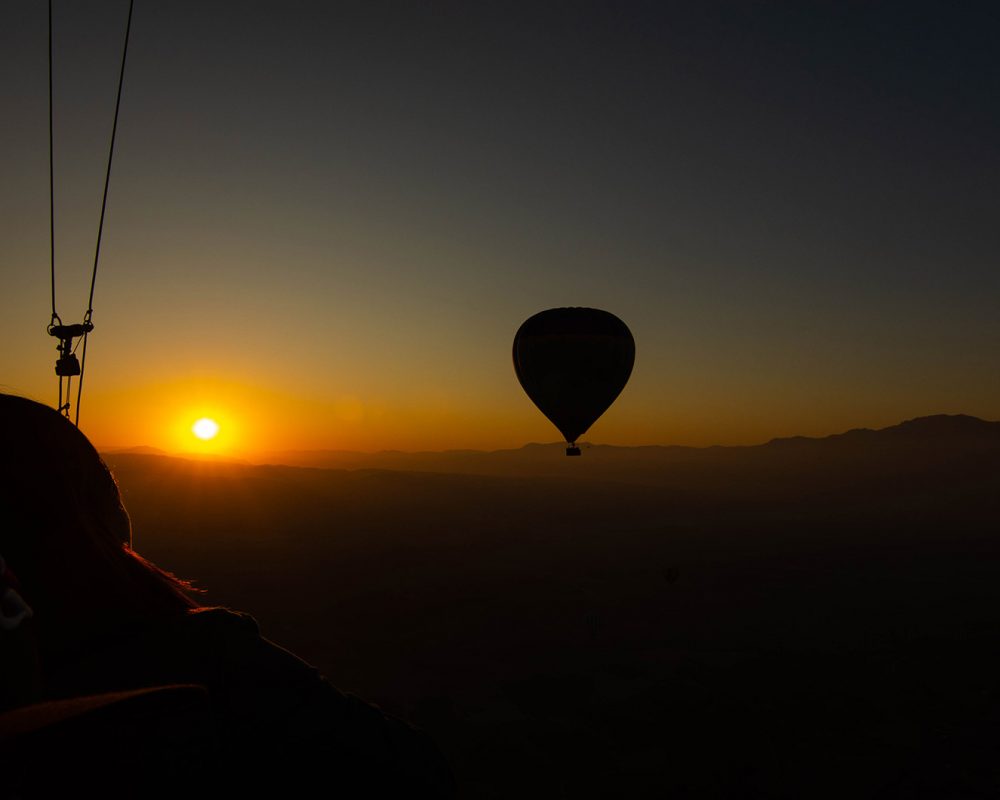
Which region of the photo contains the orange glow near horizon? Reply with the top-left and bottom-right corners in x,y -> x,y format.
83,379 -> 259,457
16,362 -> 992,462
173,407 -> 238,455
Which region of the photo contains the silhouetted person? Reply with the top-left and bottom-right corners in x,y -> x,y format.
0,394 -> 454,797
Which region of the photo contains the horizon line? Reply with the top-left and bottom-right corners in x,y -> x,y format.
95,412 -> 997,462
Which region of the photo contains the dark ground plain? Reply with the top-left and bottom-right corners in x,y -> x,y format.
107,416 -> 1000,798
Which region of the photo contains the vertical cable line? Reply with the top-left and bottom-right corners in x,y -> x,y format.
75,0 -> 134,426
86,0 -> 133,323
48,0 -> 57,326
48,0 -> 67,416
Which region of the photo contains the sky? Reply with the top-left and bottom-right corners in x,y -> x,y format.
1,1 -> 998,457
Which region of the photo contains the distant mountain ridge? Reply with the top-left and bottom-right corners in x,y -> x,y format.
102,445 -> 170,456
766,414 -> 999,446
102,415 -> 1000,476
256,413 -> 1000,469
101,445 -> 250,464
100,415 -> 1000,498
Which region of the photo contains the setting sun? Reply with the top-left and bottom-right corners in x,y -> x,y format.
192,417 -> 220,440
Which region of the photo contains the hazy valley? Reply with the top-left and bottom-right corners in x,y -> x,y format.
106,415 -> 1000,797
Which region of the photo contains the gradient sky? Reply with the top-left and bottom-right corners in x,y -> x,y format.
2,1 -> 998,457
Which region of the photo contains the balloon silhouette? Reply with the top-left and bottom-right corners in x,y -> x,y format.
513,308 -> 635,455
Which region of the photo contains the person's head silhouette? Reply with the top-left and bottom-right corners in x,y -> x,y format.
0,394 -> 194,657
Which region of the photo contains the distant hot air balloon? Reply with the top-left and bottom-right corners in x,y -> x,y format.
513,307 -> 635,456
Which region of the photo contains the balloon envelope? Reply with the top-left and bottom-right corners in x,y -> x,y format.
513,308 -> 635,447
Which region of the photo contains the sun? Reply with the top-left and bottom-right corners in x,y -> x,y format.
192,417 -> 220,441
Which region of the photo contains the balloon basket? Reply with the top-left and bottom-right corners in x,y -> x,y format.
565,445 -> 581,456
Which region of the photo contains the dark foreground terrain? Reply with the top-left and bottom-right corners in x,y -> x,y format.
107,415 -> 1000,798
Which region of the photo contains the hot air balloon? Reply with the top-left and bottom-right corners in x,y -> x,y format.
513,307 -> 635,455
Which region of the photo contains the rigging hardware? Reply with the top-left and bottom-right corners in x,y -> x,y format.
45,0 -> 134,424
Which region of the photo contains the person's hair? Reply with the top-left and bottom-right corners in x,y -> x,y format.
0,394 -> 196,652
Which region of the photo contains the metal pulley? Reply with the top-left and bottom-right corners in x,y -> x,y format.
48,321 -> 93,378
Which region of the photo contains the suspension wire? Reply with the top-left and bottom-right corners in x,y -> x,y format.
75,0 -> 134,426
74,334 -> 90,425
48,0 -> 58,327
86,0 -> 134,323
48,0 -> 65,417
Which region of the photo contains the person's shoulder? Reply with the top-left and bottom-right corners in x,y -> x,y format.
180,605 -> 322,682
183,606 -> 260,633
179,606 -> 276,659
178,608 -> 456,795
